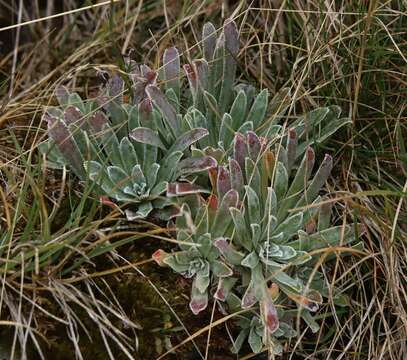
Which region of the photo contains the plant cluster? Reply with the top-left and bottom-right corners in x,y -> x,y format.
41,19 -> 358,355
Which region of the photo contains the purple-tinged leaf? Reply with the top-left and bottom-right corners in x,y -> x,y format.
217,166 -> 231,200
166,182 -> 209,197
214,238 -> 245,265
163,47 -> 180,98
130,127 -> 166,150
193,59 -> 209,91
317,199 -> 333,231
55,85 -> 70,107
233,132 -> 248,172
211,260 -> 233,278
64,106 -> 83,126
107,73 -> 124,102
138,98 -> 153,126
229,158 -> 244,194
89,111 -> 108,133
177,156 -> 217,176
169,128 -> 209,154
219,19 -> 239,113
184,63 -> 197,97
152,249 -> 169,267
146,85 -> 180,136
261,295 -> 279,333
190,279 -> 208,315
202,22 -> 217,61
45,113 -> 85,178
297,154 -> 332,207
286,128 -> 297,173
242,284 -> 257,309
247,131 -> 261,161
214,277 -> 237,301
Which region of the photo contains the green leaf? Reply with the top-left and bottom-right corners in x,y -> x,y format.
247,89 -> 268,130
211,260 -> 233,277
245,185 -> 261,225
130,127 -> 166,150
241,251 -> 259,269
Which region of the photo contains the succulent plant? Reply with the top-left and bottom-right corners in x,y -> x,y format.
154,129 -> 362,354
40,83 -> 216,219
143,19 -> 351,158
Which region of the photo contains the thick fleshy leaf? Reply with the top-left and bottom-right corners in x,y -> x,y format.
290,225 -> 357,251
230,207 -> 252,251
241,251 -> 259,269
233,132 -> 248,172
229,158 -> 244,195
286,128 -> 297,173
166,182 -> 209,197
214,238 -> 245,265
296,154 -> 332,208
248,327 -> 263,354
163,47 -> 180,99
230,90 -> 247,131
247,89 -> 268,130
45,113 -> 85,178
214,277 -> 237,301
247,131 -> 262,161
318,200 -> 333,231
55,86 -> 70,107
119,137 -> 138,174
245,185 -> 261,225
218,20 -> 239,114
146,85 -> 180,137
211,260 -> 233,277
190,279 -> 208,315
202,22 -> 217,61
273,162 -> 288,201
130,127 -> 166,150
261,295 -> 279,333
158,151 -> 183,181
272,212 -> 303,242
217,166 -> 231,200
168,128 -> 209,154
177,156 -> 217,176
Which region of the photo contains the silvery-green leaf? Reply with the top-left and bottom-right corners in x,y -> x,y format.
134,201 -> 154,218
130,127 -> 166,150
248,327 -> 263,353
214,277 -> 237,301
273,161 -> 288,201
296,154 -> 332,208
247,89 -> 268,130
202,22 -> 217,61
119,137 -> 138,174
230,207 -> 252,251
241,251 -> 259,269
272,212 -> 303,242
146,85 -> 180,137
214,238 -> 245,266
211,260 -> 233,278
190,279 -> 208,315
168,128 -> 209,154
177,156 -> 217,176
301,310 -> 320,333
231,329 -> 249,354
146,163 -> 160,188
229,158 -> 244,195
230,90 -> 247,130
245,185 -> 261,225
219,113 -> 234,148
162,47 -> 180,100
195,270 -> 210,293
158,151 -> 183,181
